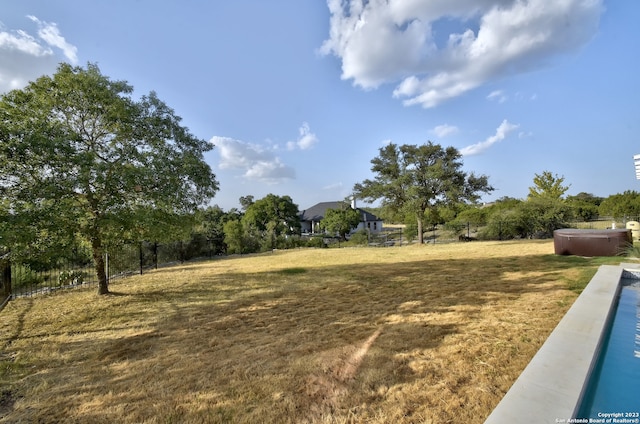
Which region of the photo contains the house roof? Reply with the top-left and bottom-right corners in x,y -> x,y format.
299,201 -> 382,222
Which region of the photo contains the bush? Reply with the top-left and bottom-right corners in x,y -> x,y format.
403,222 -> 418,242
11,264 -> 44,289
304,236 -> 325,248
347,230 -> 369,246
623,243 -> 640,259
275,235 -> 304,250
58,270 -> 86,286
478,210 -> 522,240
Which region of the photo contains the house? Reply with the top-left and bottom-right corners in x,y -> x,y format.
299,199 -> 383,235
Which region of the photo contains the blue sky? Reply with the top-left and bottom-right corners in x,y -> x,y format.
1,1 -> 639,211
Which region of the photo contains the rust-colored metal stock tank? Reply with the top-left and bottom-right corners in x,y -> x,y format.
553,229 -> 631,257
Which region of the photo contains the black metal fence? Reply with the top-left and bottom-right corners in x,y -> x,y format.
0,239 -> 219,307
8,258 -> 97,299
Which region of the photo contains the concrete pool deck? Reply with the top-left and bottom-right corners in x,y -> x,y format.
484,262 -> 640,423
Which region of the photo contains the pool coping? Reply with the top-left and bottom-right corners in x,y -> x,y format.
484,262 -> 640,423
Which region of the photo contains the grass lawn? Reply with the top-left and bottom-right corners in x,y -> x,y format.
0,240 -> 624,423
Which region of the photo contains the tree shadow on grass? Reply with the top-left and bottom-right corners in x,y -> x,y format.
1,251 -> 604,423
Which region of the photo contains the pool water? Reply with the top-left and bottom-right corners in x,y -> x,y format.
576,279 -> 640,417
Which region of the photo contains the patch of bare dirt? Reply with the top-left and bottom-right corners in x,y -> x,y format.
303,328 -> 382,416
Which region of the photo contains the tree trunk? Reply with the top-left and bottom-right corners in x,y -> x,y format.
417,216 -> 424,244
91,237 -> 109,295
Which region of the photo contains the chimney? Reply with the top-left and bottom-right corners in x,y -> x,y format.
350,196 -> 356,209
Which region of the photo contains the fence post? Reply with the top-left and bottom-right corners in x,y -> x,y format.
152,242 -> 158,269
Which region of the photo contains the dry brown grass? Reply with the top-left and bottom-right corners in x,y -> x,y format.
0,241 -> 623,423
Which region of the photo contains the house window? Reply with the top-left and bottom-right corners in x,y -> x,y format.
367,222 -> 371,229
374,222 -> 377,230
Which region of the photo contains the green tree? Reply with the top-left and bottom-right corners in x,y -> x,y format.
598,191 -> 640,220
223,219 -> 259,254
491,196 -> 523,209
321,203 -> 361,240
354,142 -> 493,244
198,206 -> 241,256
567,192 -> 603,205
480,209 -> 521,240
446,206 -> 488,236
523,172 -> 573,237
479,198 -> 524,240
0,63 -> 218,294
239,195 -> 255,211
223,220 -> 245,254
528,171 -> 570,199
519,197 -> 573,238
457,207 -> 488,229
566,192 -> 602,222
242,194 -> 301,239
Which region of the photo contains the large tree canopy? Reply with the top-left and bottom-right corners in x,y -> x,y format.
354,142 -> 493,244
0,63 -> 218,294
242,194 -> 300,237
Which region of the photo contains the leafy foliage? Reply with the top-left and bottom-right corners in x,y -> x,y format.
518,197 -> 573,238
242,194 -> 300,238
528,171 -> 570,200
320,203 -> 361,240
347,229 -> 369,245
354,142 -> 493,243
598,190 -> 640,220
0,63 -> 218,294
566,192 -> 602,221
197,206 -> 241,256
223,220 -> 251,255
478,193 -> 572,240
444,205 -> 488,235
479,208 -> 523,240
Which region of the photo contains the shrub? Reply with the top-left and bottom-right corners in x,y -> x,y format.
11,264 -> 44,289
304,236 -> 325,248
347,230 -> 369,246
623,243 -> 640,259
58,270 -> 86,286
403,222 -> 418,242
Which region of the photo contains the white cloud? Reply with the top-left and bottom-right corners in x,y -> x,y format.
212,136 -> 295,183
0,16 -> 78,93
287,122 -> 319,150
432,124 -> 459,138
27,16 -> 78,64
321,0 -> 603,108
460,119 -> 519,156
0,28 -> 49,56
244,160 -> 295,182
487,89 -> 507,103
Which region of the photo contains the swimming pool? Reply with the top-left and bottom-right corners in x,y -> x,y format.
575,278 -> 640,418
484,264 -> 639,423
